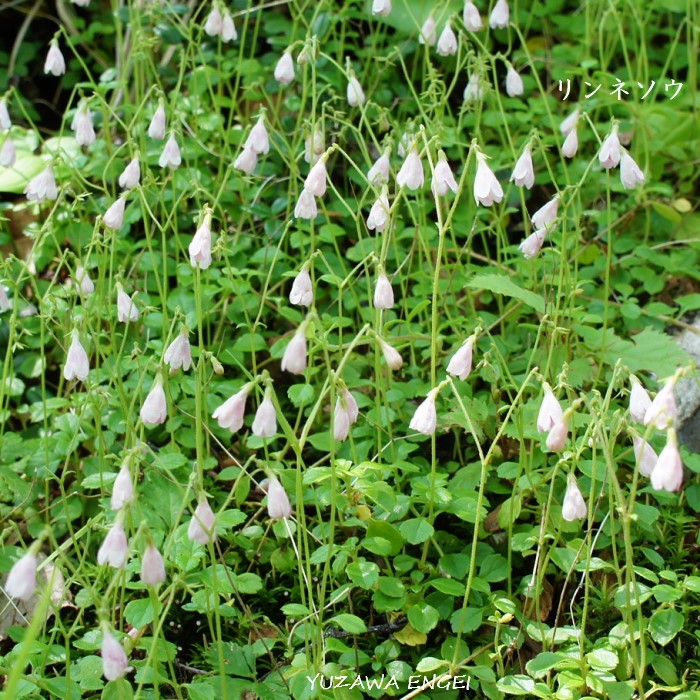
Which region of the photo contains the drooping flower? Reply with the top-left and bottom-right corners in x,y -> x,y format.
148,103 -> 167,140
510,145 -> 535,189
252,390 -> 277,438
409,388 -> 439,435
620,150 -> 645,189
463,74 -> 484,104
0,99 -> 11,131
537,383 -> 563,432
561,128 -> 578,158
367,188 -> 390,231
289,266 -> 313,307
274,51 -> 295,84
489,0 -> 509,28
374,271 -> 394,309
64,329 -> 89,382
44,42 -> 66,76
71,101 -> 95,147
24,165 -> 58,202
140,376 -> 167,426
372,0 -> 392,16
368,150 -> 391,185
221,9 -> 237,42
246,115 -> 270,154
189,208 -> 213,269
304,128 -> 324,164
75,265 -> 95,295
650,429 -> 683,492
164,327 -> 192,371
419,15 -> 437,45
141,543 -> 166,586
446,336 -> 475,381
598,125 -> 621,169
474,152 -> 503,206
304,157 -> 327,197
436,23 -> 457,56
118,157 -> 140,190
212,384 -> 251,432
632,435 -> 658,478
97,518 -> 128,568
103,195 -> 127,230
159,133 -> 181,169
378,337 -> 402,370
560,108 -> 579,136
531,196 -> 559,230
644,379 -> 677,430
334,388 -> 359,441
463,1 -> 483,30
505,66 -> 524,97
204,6 -> 223,36
101,630 -> 129,681
281,326 -> 307,375
116,284 -> 138,323
0,285 -> 10,312
188,496 -> 217,544
546,416 -> 568,451
5,550 -> 38,601
111,463 -> 135,510
562,474 -> 587,521
267,477 -> 292,519
0,137 -> 16,168
432,152 -> 459,196
519,229 -> 547,259
629,376 -> 652,423
233,145 -> 257,174
347,76 -> 366,107
294,189 -> 318,219
397,146 -> 424,190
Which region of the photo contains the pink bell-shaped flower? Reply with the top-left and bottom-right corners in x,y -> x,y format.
101,629 -> 129,681
510,145 -> 534,189
221,9 -> 237,42
409,388 -> 439,435
562,474 -> 586,521
446,336 -> 475,381
644,379 -> 677,430
289,265 -> 313,307
531,196 -> 558,230
0,137 -> 16,168
599,125 -> 621,169
189,208 -> 213,269
629,376 -> 651,424
519,229 -> 547,259
274,51 -> 295,84
164,327 -> 192,371
372,0 -> 392,15
281,326 -> 307,375
71,101 -> 95,147
347,76 -> 366,107
111,462 -> 135,510
474,152 -> 503,206
267,476 -> 292,519
148,103 -> 167,140
204,6 -> 223,36
233,145 -> 257,174
103,195 -> 127,230
378,337 -> 402,370
64,329 -> 89,382
367,188 -> 390,231
436,23 -> 457,56
304,156 -> 327,197
118,156 -> 140,190
334,388 -> 359,441
140,375 -> 167,426
489,0 -> 509,28
246,115 -> 270,155
463,1 -> 483,31
0,98 -> 11,131
373,270 -> 394,309
188,496 -> 217,544
5,550 -> 38,601
140,543 -> 166,586
24,165 -> 58,202
432,152 -> 458,196
252,390 -> 277,438
560,108 -> 579,136
546,416 -> 568,452
650,429 -> 683,492
505,66 -> 524,97
44,42 -> 66,76
561,128 -> 578,158
537,383 -> 563,432
116,283 -> 138,322
632,435 -> 658,478
620,151 -> 645,189
419,15 -> 437,45
294,189 -> 318,219
159,133 -> 181,169
368,150 -> 391,185
396,146 -> 424,190
212,384 -> 252,432
75,265 -> 95,295
97,518 -> 129,568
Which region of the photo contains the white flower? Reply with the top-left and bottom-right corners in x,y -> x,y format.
519,228 -> 547,259
71,0 -> 91,6
437,23 -> 457,56
111,464 -> 135,510
5,551 -> 38,601
189,209 -> 213,269
212,385 -> 251,432
419,15 -> 437,45
188,497 -> 217,544
368,151 -> 391,185
561,128 -> 578,158
531,196 -> 559,230
140,376 -> 167,426
70,102 -> 95,147
75,265 -> 94,295
304,157 -> 327,197
159,133 -> 181,169
474,152 -> 503,206
463,1 -> 483,31
372,0 -> 392,15
252,392 -> 277,437
629,376 -> 651,423
274,51 -> 295,84
347,76 -> 365,107
141,544 -> 166,586
367,189 -> 390,231
463,74 -> 484,103
373,271 -> 394,309
44,43 -> 66,76
289,267 -> 313,306
620,151 -> 645,189
560,108 -> 579,136
510,146 -> 534,189
505,66 -> 524,97
281,327 -> 307,375
409,388 -> 439,435
396,147 -> 424,190
599,126 -> 621,169
267,477 -> 292,519
644,379 -> 677,430
164,328 -> 192,371
432,153 -> 458,196
562,474 -> 587,521
0,99 -> 11,131
233,145 -> 257,174
103,195 -> 127,230
489,0 -> 509,28
204,6 -> 223,36
446,337 -> 475,380
101,630 -> 128,681
24,165 -> 58,202
118,157 -> 140,189
294,189 -> 317,219
116,285 -> 138,322
632,435 -> 658,478
537,383 -> 563,432
0,137 -> 16,167
97,519 -> 128,568
221,9 -> 237,42
304,129 -> 324,164
334,388 -> 359,441
246,115 -> 269,154
64,330 -> 89,382
0,285 -> 10,313
148,104 -> 167,140
378,337 -> 402,370
546,417 -> 568,451
650,429 -> 683,492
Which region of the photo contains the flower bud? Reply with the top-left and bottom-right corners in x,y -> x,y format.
159,133 -> 181,169
373,271 -> 394,309
474,152 -> 503,206
267,477 -> 292,519
164,327 -> 192,371
188,496 -> 216,544
140,376 -> 167,426
97,518 -> 129,568
489,0 -> 509,28
212,384 -> 251,432
252,391 -> 277,438
118,157 -> 140,190
140,544 -> 166,586
510,145 -> 534,189
101,630 -> 129,681
274,51 -> 295,84
281,327 -> 307,375
148,103 -> 167,140
409,388 -> 439,435
64,329 -> 89,382
562,474 -> 586,521
44,42 -> 66,76
5,550 -> 38,601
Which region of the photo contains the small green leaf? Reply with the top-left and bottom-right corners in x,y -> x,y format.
125,599 -> 155,628
649,608 -> 684,646
329,614 -> 366,634
399,518 -> 434,544
466,274 -> 545,314
287,384 -> 315,407
407,603 -> 440,633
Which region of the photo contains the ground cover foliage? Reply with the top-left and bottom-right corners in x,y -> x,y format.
1,0 -> 700,698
